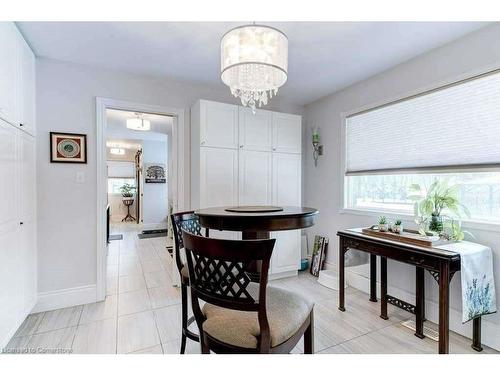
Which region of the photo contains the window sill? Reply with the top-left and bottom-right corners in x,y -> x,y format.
339,208 -> 500,233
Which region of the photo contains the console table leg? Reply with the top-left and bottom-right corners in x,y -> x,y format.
438,261 -> 450,354
472,317 -> 483,352
339,239 -> 345,312
380,256 -> 388,320
415,266 -> 425,339
369,254 -> 377,302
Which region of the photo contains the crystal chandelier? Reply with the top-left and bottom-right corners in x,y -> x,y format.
221,24 -> 288,113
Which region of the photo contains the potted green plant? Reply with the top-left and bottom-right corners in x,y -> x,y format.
392,219 -> 403,234
120,183 -> 136,200
408,179 -> 471,239
378,216 -> 388,232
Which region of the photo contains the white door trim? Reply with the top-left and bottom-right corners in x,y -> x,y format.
95,97 -> 186,301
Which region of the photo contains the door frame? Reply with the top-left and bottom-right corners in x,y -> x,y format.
95,97 -> 186,301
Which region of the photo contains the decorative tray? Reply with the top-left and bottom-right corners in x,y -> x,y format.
225,206 -> 284,213
361,227 -> 445,247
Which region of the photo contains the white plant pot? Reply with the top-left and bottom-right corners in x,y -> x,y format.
393,224 -> 403,234
379,223 -> 388,232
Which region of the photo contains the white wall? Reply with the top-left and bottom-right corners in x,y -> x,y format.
36,58 -> 303,303
304,23 -> 500,350
142,139 -> 168,228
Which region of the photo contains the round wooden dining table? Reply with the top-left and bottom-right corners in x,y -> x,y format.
194,206 -> 319,239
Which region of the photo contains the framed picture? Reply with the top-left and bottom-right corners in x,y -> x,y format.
145,163 -> 166,183
310,235 -> 329,277
50,132 -> 87,163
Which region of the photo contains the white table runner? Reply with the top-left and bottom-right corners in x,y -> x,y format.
436,241 -> 497,323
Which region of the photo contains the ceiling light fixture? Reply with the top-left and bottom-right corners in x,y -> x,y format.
126,113 -> 151,131
109,147 -> 125,155
221,24 -> 288,113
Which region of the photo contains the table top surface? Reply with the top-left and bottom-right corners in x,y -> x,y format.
195,206 -> 318,218
338,228 -> 460,260
195,206 -> 318,232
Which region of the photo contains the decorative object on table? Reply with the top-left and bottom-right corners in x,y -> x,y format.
311,127 -> 323,167
408,179 -> 471,240
144,163 -> 166,183
50,132 -> 87,163
220,24 -> 288,113
392,219 -> 403,234
436,241 -> 497,323
120,183 -> 136,198
378,216 -> 388,232
310,235 -> 328,277
362,227 -> 443,247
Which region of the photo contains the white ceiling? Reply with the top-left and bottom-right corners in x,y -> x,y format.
106,108 -> 172,135
18,22 -> 489,105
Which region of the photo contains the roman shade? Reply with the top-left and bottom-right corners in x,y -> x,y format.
107,161 -> 135,178
345,70 -> 500,175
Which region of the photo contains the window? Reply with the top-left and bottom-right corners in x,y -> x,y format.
345,172 -> 500,223
344,70 -> 500,224
107,178 -> 135,194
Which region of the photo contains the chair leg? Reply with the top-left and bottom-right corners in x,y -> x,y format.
201,334 -> 210,354
304,311 -> 314,354
180,283 -> 188,354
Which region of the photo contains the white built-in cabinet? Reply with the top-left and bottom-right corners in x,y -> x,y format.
0,22 -> 37,348
191,100 -> 302,278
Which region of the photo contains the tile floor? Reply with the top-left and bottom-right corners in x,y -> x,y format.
3,222 -> 498,354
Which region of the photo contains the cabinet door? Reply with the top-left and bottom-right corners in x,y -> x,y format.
19,132 -> 37,312
200,147 -> 238,208
238,107 -> 273,151
0,23 -> 20,125
200,101 -> 239,149
238,150 -> 272,206
272,112 -> 302,154
272,153 -> 301,206
0,120 -> 20,345
271,230 -> 301,274
19,38 -> 36,136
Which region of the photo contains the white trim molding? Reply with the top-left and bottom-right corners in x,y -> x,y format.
32,285 -> 97,314
95,97 -> 186,301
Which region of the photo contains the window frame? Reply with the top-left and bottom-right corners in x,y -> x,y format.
339,65 -> 500,233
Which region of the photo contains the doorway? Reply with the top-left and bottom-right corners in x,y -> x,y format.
96,98 -> 186,301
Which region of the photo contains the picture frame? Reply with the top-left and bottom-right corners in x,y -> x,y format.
144,163 -> 166,183
310,235 -> 329,277
50,132 -> 87,163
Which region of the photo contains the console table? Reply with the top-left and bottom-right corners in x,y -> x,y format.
337,228 -> 482,354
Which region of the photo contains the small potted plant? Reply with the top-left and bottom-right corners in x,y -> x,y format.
120,183 -> 136,201
378,216 -> 388,232
392,219 -> 403,234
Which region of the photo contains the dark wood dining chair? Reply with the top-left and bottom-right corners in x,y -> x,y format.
182,230 -> 314,354
171,211 -> 208,354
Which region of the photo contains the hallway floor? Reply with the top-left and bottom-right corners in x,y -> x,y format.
4,223 -> 498,354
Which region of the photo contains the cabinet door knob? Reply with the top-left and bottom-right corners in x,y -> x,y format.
272,147 -> 276,151
20,222 -> 24,225
19,123 -> 24,127
239,145 -> 243,148
201,141 -> 205,145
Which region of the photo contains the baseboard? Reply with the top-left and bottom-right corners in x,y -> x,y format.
32,284 -> 97,313
269,269 -> 298,280
345,270 -> 500,351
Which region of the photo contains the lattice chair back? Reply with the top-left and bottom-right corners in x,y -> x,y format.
182,230 -> 276,313
170,211 -> 205,276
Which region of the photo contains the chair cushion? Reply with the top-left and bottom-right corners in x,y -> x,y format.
201,285 -> 314,349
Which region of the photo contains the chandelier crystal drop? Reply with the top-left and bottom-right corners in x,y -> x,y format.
221,25 -> 288,113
